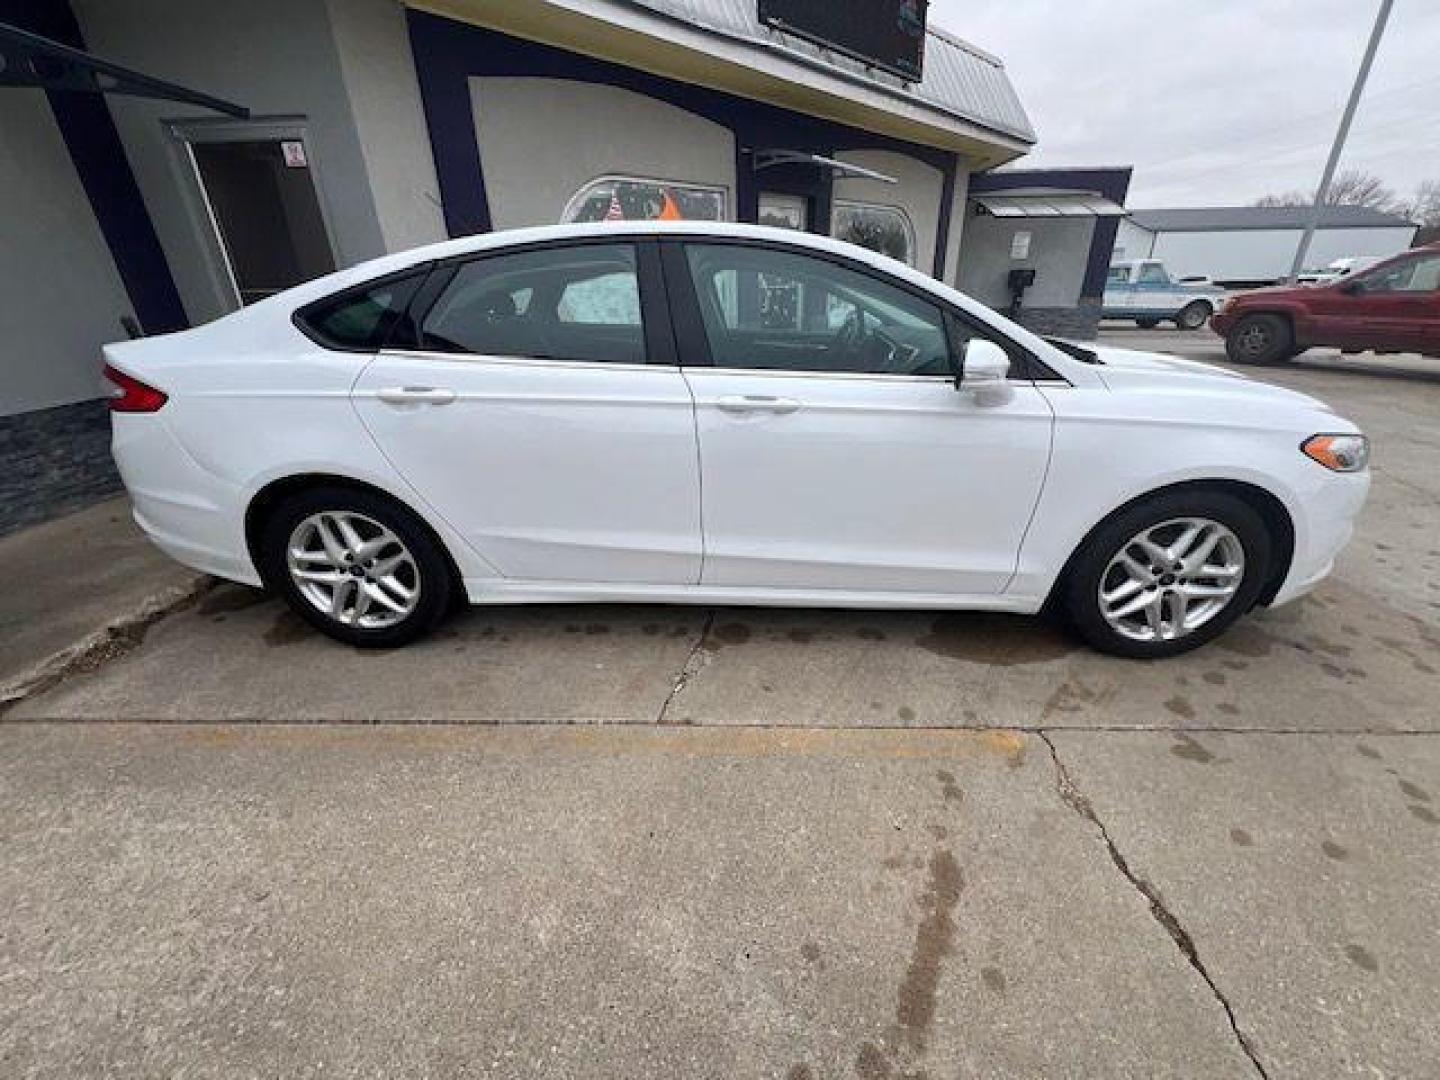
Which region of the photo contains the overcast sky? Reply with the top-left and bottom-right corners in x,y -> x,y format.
929,0 -> 1440,209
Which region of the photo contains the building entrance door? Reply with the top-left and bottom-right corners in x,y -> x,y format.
178,124 -> 335,308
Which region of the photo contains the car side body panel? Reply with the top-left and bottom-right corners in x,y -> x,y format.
104,221 -> 1369,631
1015,360 -> 1368,607
1103,260 -> 1226,321
1213,243 -> 1440,355
104,327 -> 501,587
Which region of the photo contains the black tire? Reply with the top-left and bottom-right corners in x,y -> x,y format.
1061,489 -> 1273,659
1225,313 -> 1296,364
1175,301 -> 1211,331
1135,318 -> 1161,329
257,485 -> 454,648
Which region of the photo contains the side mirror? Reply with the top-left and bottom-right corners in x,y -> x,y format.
959,340 -> 1012,404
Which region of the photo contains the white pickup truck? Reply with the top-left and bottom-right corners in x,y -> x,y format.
1103,260 -> 1228,330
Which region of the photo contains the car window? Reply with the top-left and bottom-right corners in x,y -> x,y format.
1106,266 -> 1131,285
1356,254 -> 1440,294
421,244 -> 645,364
1137,263 -> 1169,285
682,243 -> 953,376
296,272 -> 425,351
1414,257 -> 1440,292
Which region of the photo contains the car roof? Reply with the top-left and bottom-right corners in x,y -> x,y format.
377,220 -> 900,271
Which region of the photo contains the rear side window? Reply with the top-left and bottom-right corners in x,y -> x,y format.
420,243 -> 645,365
295,271 -> 426,351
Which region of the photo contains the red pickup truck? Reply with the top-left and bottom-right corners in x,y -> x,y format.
1212,243 -> 1440,364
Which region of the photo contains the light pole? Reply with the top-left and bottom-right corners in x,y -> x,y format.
1287,0 -> 1395,283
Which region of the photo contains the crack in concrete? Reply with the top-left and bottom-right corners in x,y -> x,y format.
654,610 -> 717,725
0,576 -> 215,717
1037,730 -> 1272,1080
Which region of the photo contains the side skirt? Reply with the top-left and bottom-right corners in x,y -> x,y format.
462,579 -> 1046,614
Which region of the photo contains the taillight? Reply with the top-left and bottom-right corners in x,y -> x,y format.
104,364 -> 167,413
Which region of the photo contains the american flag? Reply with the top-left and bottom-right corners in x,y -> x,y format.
603,190 -> 624,222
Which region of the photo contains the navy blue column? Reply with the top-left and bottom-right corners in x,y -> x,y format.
3,0 -> 188,332
933,155 -> 958,281
406,9 -> 493,237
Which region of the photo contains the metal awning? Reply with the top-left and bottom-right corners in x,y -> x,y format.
752,150 -> 898,184
972,187 -> 1127,219
0,23 -> 249,118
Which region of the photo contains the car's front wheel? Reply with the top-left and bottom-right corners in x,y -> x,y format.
1062,490 -> 1273,658
1225,313 -> 1297,364
257,485 -> 454,647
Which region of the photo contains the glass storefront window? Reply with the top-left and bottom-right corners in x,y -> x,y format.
563,177 -> 727,224
831,201 -> 917,266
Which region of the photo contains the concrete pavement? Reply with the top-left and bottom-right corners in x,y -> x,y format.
1052,729 -> 1440,1079
2,349 -> 1438,1077
0,723 -> 1263,1079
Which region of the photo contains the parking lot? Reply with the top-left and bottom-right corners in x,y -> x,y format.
3,337 -> 1439,1078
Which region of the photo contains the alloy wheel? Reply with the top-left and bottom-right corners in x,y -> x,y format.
286,511 -> 420,630
1098,517 -> 1246,643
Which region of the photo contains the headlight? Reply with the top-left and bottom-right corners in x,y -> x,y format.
1302,433 -> 1369,472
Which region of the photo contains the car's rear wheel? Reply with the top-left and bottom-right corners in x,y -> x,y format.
1062,490 -> 1273,658
1225,313 -> 1296,364
257,486 -> 453,647
1175,301 -> 1212,330
1135,317 -> 1160,329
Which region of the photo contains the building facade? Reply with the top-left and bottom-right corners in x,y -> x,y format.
1114,205 -> 1418,288
2,0 -> 1042,532
958,167 -> 1131,338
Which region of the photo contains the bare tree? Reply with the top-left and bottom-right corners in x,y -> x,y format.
1253,168 -> 1398,211
1254,190 -> 1308,208
1404,179 -> 1440,227
1325,169 -> 1397,210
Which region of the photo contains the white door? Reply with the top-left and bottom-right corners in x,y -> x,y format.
672,242 -> 1054,595
352,242 -> 701,585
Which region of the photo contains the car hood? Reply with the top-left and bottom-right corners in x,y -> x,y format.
1227,283 -> 1324,304
1082,344 -> 1335,413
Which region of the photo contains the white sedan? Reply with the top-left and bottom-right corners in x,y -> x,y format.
105,222 -> 1369,658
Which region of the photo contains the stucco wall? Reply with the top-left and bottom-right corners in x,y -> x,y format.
832,149 -> 944,272
73,0 -> 392,324
326,0 -> 446,252
470,77 -> 736,229
0,90 -> 131,416
957,211 -> 1095,311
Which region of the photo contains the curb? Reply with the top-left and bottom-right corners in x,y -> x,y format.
0,575 -> 216,715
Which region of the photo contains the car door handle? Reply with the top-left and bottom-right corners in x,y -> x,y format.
715,395 -> 801,415
375,386 -> 456,405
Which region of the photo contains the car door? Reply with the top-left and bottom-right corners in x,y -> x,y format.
1103,264 -> 1133,315
1302,278 -> 1378,350
351,240 -> 702,585
1134,261 -> 1173,317
665,240 -> 1054,595
1347,251 -> 1440,352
